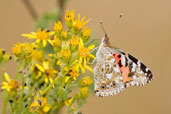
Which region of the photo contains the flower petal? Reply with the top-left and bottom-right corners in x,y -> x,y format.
50,31 -> 54,35
22,33 -> 36,39
43,62 -> 49,69
4,73 -> 10,82
79,38 -> 84,48
43,40 -> 47,47
49,78 -> 53,83
84,58 -> 93,73
89,54 -> 96,59
35,64 -> 45,72
71,59 -> 78,66
45,77 -> 48,83
81,16 -> 85,22
48,40 -> 53,46
79,57 -> 85,73
65,77 -> 70,83
88,44 -> 95,50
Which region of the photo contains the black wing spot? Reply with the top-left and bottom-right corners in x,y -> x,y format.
128,54 -> 138,64
140,62 -> 147,73
125,56 -> 128,67
112,81 -> 116,86
101,83 -> 106,89
118,54 -> 121,58
121,52 -> 125,55
118,60 -> 122,67
148,74 -> 153,80
94,90 -> 99,93
124,83 -> 127,88
128,72 -> 134,77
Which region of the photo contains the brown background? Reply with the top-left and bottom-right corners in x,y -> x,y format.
0,0 -> 171,114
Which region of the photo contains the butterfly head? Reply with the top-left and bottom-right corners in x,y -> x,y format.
101,33 -> 111,47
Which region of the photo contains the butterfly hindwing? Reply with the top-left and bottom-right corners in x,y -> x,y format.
94,47 -> 126,97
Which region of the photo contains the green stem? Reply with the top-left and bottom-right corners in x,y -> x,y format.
10,102 -> 14,113
16,76 -> 25,112
23,82 -> 35,101
22,97 -> 33,114
41,76 -> 60,97
1,62 -> 5,80
2,93 -> 9,114
15,62 -> 21,80
1,62 -> 8,114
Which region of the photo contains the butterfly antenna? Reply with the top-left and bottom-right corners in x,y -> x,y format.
110,13 -> 123,36
100,20 -> 107,35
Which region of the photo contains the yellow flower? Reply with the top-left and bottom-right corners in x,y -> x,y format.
12,43 -> 22,56
65,65 -> 79,83
81,76 -> 93,86
58,49 -> 71,62
35,61 -> 58,84
70,35 -> 80,51
65,10 -> 75,22
32,50 -> 43,62
30,101 -> 39,113
1,73 -> 19,92
40,104 -> 51,114
22,29 -> 54,47
3,53 -> 12,62
61,40 -> 70,50
48,36 -> 61,52
60,49 -> 71,60
78,39 -> 96,73
22,43 -> 34,56
49,36 -> 60,47
82,27 -> 91,42
73,13 -> 91,31
56,60 -> 62,66
61,30 -> 69,40
80,86 -> 88,98
31,65 -> 43,79
64,98 -> 72,106
54,21 -> 63,32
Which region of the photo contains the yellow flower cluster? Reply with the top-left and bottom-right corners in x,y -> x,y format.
12,42 -> 35,60
0,10 -> 95,114
30,97 -> 51,114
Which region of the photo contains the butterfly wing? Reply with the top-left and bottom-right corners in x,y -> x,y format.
94,47 -> 126,97
94,47 -> 153,97
114,48 -> 153,87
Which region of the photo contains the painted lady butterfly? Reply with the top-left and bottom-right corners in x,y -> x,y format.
94,23 -> 153,97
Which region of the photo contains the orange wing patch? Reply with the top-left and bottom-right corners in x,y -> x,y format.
113,54 -> 131,82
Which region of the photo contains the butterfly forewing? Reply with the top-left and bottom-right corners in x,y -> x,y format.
114,48 -> 153,87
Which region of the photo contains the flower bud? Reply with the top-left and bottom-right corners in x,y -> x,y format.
81,27 -> 91,42
80,87 -> 88,99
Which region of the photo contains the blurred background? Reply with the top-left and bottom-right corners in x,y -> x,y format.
0,0 -> 171,114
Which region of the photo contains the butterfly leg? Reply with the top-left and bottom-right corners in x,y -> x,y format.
83,47 -> 99,55
89,47 -> 99,53
87,58 -> 96,64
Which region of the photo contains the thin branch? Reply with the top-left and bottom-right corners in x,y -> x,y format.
57,0 -> 67,21
22,0 -> 38,20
